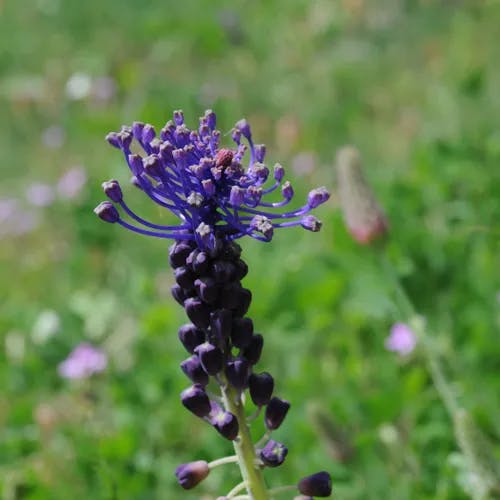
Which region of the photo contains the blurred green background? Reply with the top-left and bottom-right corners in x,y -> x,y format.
1,0 -> 499,498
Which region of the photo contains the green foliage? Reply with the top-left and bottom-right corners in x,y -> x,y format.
1,1 -> 499,498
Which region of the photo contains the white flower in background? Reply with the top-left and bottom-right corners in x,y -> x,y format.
65,72 -> 92,100
31,310 -> 60,345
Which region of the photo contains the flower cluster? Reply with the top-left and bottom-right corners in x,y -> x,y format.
95,110 -> 332,498
95,109 -> 328,248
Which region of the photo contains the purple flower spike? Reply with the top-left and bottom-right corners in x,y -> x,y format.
175,460 -> 210,490
95,110 -> 328,248
265,397 -> 290,430
260,440 -> 288,468
181,384 -> 211,417
94,201 -> 119,223
249,372 -> 274,407
298,471 -> 333,497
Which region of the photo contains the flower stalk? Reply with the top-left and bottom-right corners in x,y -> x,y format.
96,110 -> 333,499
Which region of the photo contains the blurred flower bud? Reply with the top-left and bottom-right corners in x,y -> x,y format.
336,146 -> 388,245
298,471 -> 332,497
175,460 -> 210,489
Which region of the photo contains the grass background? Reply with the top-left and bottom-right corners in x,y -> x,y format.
0,1 -> 499,498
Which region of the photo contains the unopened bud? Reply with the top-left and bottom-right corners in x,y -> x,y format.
336,146 -> 388,245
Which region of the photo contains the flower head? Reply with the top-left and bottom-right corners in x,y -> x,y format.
58,342 -> 107,379
95,110 -> 329,248
385,323 -> 417,356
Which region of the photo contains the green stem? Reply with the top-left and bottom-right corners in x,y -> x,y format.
379,251 -> 459,416
221,381 -> 269,500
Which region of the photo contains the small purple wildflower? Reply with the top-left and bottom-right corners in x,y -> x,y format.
57,166 -> 87,199
95,110 -> 329,248
25,183 -> 55,207
58,342 -> 107,379
385,323 -> 417,356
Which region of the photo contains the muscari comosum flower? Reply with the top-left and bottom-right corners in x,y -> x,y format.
95,110 -> 332,499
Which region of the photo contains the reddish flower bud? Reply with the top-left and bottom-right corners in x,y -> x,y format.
336,146 -> 388,245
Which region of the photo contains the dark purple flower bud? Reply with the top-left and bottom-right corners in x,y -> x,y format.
193,251 -> 210,275
249,372 -> 274,406
94,201 -> 119,223
102,179 -> 123,202
132,121 -> 145,141
173,109 -> 184,126
219,282 -> 243,310
181,384 -> 211,417
307,186 -> 330,208
171,284 -> 190,306
180,355 -> 209,386
225,358 -> 249,389
233,288 -> 252,317
255,144 -> 266,162
210,409 -> 239,440
210,309 -> 232,343
143,154 -> 163,177
142,124 -> 156,143
195,277 -> 219,304
210,260 -> 235,283
178,324 -> 205,353
246,186 -> 263,207
184,298 -> 211,329
234,259 -> 248,280
242,334 -> 263,365
105,132 -> 121,149
169,241 -> 194,268
194,342 -> 223,375
260,440 -> 288,468
229,186 -> 245,206
175,266 -> 195,290
273,163 -> 284,181
282,181 -> 294,200
235,118 -> 251,140
175,460 -> 210,490
301,215 -> 322,232
127,153 -> 143,175
265,397 -> 290,430
231,317 -> 253,348
298,472 -> 332,497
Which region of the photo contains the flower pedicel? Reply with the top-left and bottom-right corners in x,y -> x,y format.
95,110 -> 332,499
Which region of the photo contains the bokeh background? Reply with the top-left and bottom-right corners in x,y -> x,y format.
1,0 -> 499,498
